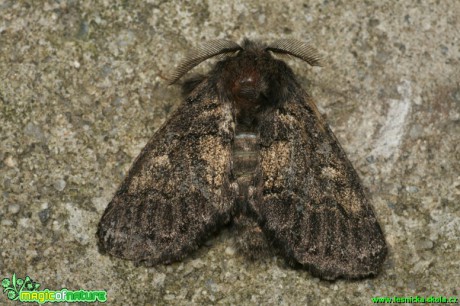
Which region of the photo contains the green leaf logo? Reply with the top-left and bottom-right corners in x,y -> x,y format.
2,273 -> 40,301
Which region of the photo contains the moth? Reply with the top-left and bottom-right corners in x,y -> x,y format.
97,39 -> 387,280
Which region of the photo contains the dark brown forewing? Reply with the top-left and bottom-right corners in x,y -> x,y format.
256,90 -> 387,280
97,81 -> 236,266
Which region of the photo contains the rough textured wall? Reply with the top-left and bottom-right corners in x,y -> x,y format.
1,0 -> 459,305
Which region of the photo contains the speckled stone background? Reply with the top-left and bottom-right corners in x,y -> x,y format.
1,0 -> 459,305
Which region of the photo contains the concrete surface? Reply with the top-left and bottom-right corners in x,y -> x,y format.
1,0 -> 459,305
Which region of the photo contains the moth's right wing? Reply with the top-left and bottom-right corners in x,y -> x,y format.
97,82 -> 236,265
256,90 -> 387,280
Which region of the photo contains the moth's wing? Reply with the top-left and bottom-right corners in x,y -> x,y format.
256,91 -> 387,280
97,82 -> 236,265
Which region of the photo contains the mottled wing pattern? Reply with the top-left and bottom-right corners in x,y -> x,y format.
257,90 -> 387,280
97,82 -> 236,265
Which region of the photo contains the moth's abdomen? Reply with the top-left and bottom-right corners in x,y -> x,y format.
232,131 -> 259,201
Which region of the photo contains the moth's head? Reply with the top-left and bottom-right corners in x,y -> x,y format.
217,40 -> 275,107
168,39 -> 322,105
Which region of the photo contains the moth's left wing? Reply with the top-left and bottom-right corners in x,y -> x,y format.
256,90 -> 387,280
97,82 -> 236,266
